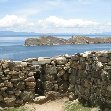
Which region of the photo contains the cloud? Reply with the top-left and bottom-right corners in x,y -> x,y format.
38,16 -> 98,28
37,16 -> 111,33
0,15 -> 111,34
0,15 -> 34,31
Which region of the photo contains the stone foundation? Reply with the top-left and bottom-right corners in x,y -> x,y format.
0,51 -> 111,109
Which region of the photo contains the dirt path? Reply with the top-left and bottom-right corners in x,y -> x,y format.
24,97 -> 68,111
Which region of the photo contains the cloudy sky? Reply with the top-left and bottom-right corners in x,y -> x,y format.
0,0 -> 111,33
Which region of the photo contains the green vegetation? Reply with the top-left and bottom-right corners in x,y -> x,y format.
0,107 -> 26,111
65,101 -> 99,111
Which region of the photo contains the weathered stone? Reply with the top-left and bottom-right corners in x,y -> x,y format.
33,96 -> 47,104
107,85 -> 111,92
44,74 -> 56,81
15,82 -> 25,90
25,76 -> 35,82
15,99 -> 23,106
56,57 -> 67,65
32,57 -> 51,65
14,90 -> 22,96
26,82 -> 36,88
57,69 -> 65,77
71,55 -> 80,61
45,65 -> 57,75
44,81 -> 53,91
69,92 -> 77,101
54,84 -> 58,91
4,96 -> 16,107
0,87 -> 7,91
69,74 -> 76,85
0,95 -> 3,101
28,72 -> 34,77
21,91 -> 34,102
45,91 -> 60,100
98,56 -> 109,63
0,83 -> 4,88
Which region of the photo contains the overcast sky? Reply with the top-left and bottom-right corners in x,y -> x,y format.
0,0 -> 111,33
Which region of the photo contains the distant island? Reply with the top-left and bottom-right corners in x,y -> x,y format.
25,36 -> 111,46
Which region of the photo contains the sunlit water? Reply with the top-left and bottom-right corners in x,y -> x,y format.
0,36 -> 111,60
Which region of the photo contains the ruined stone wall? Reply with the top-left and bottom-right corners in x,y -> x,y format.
1,51 -> 111,108
69,51 -> 111,109
0,60 -> 36,107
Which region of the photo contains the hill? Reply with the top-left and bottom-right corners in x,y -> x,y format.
25,35 -> 111,46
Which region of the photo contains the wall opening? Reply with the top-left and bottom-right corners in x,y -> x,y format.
34,70 -> 44,95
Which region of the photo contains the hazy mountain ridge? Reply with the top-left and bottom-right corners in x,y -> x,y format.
1,31 -> 111,37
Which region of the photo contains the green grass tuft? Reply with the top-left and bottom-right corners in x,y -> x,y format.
65,101 -> 96,111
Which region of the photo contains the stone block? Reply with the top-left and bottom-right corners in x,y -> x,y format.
55,57 -> 67,65
25,76 -> 35,82
26,82 -> 36,88
4,96 -> 16,107
45,65 -> 57,75
20,91 -> 34,102
0,95 -> 3,101
44,81 -> 53,91
32,57 -> 51,65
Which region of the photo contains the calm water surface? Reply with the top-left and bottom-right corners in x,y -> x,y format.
0,37 -> 111,60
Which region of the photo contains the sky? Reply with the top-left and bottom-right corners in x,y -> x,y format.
0,0 -> 111,33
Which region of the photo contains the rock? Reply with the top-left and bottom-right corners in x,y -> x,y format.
44,81 -> 54,91
45,65 -> 57,75
0,83 -> 4,88
26,82 -> 36,88
32,57 -> 51,65
57,69 -> 65,77
28,72 -> 34,77
56,57 -> 67,65
25,76 -> 35,82
107,85 -> 111,92
0,95 -> 3,101
69,92 -> 77,101
33,96 -> 47,104
4,96 -> 16,107
21,91 -> 34,102
15,99 -> 23,106
45,91 -> 60,100
14,90 -> 22,96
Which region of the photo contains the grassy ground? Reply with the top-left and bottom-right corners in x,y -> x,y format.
65,101 -> 100,111
0,100 -> 101,111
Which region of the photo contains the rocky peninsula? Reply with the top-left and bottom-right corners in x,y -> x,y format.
25,36 -> 70,46
25,35 -> 111,46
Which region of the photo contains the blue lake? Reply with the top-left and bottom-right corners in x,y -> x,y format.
0,36 -> 111,60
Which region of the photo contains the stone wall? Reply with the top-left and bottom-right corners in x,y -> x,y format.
1,51 -> 111,109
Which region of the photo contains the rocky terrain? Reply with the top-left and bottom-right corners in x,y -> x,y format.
25,36 -> 70,46
25,35 -> 111,46
70,36 -> 111,44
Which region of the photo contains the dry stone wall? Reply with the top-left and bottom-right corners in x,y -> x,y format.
1,51 -> 111,109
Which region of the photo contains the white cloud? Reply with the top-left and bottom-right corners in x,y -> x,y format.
0,15 -> 111,34
0,15 -> 34,31
38,16 -> 98,28
37,16 -> 111,33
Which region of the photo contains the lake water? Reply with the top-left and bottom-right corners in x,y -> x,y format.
0,36 -> 111,61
